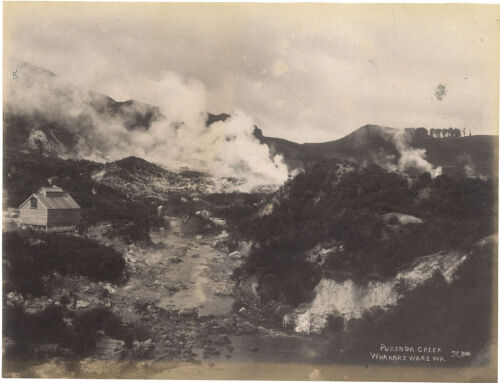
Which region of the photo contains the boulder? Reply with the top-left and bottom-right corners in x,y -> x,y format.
95,337 -> 125,360
133,339 -> 155,358
196,210 -> 211,219
214,285 -> 233,297
75,300 -> 90,309
103,283 -> 116,295
229,251 -> 242,260
6,291 -> 24,306
234,276 -> 260,307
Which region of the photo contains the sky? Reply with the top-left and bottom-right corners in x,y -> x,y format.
4,3 -> 500,143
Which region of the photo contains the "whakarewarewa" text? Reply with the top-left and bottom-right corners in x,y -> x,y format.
369,344 -> 446,363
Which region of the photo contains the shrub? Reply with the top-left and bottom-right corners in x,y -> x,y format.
236,161 -> 496,308
3,232 -> 126,296
3,305 -> 145,361
334,240 -> 495,365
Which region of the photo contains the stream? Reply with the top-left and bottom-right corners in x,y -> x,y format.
124,217 -> 333,370
21,217 -> 334,379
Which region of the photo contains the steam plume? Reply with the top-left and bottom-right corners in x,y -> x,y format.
378,129 -> 443,178
5,61 -> 289,190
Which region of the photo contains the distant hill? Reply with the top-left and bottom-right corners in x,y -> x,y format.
4,60 -> 162,159
91,156 -> 223,198
5,60 -> 498,179
256,125 -> 498,178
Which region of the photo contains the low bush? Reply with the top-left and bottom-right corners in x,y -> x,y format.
4,151 -> 162,244
336,240 -> 494,365
3,305 -> 146,361
236,161 -> 496,306
3,231 -> 125,296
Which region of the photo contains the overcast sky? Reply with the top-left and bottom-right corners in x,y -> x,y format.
4,3 -> 500,143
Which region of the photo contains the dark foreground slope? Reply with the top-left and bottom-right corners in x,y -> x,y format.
233,161 -> 497,364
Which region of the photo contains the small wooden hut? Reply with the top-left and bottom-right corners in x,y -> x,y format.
19,186 -> 81,232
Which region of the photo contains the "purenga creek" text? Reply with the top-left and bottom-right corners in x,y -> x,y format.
369,344 -> 446,363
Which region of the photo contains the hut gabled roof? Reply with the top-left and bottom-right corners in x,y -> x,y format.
19,186 -> 81,210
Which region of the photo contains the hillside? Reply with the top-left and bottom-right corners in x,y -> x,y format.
258,125 -> 498,178
232,160 -> 497,362
5,61 -> 497,181
4,60 -> 162,159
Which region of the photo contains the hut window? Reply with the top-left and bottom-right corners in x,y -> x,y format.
30,197 -> 37,209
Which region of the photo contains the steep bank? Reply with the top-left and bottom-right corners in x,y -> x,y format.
286,249 -> 468,334
231,160 -> 496,365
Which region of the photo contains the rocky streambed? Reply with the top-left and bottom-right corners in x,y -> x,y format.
13,217 -> 331,379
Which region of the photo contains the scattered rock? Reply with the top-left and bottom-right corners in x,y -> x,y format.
212,335 -> 230,346
216,230 -> 229,239
133,339 -> 155,358
103,283 -> 116,294
166,285 -> 180,294
179,307 -> 198,318
212,238 -> 238,252
214,286 -> 233,297
235,276 -> 261,307
196,210 -> 210,219
95,337 -> 125,360
229,251 -> 242,260
27,239 -> 45,246
75,300 -> 90,309
168,257 -> 183,264
235,320 -> 258,335
191,253 -> 200,258
203,346 -> 220,358
172,247 -> 188,258
210,218 -> 226,226
6,291 -> 24,306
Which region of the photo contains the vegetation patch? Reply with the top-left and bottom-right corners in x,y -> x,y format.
334,238 -> 495,365
4,150 -> 164,244
3,305 -> 146,362
3,231 -> 125,296
235,161 -> 497,306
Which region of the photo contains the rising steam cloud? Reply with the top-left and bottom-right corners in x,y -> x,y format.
5,61 -> 289,191
380,129 -> 442,178
393,130 -> 442,178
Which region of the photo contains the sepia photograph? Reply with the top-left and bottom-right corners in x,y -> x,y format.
2,2 -> 499,381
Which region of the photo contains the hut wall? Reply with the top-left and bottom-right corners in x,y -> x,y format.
19,204 -> 48,226
47,209 -> 81,227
